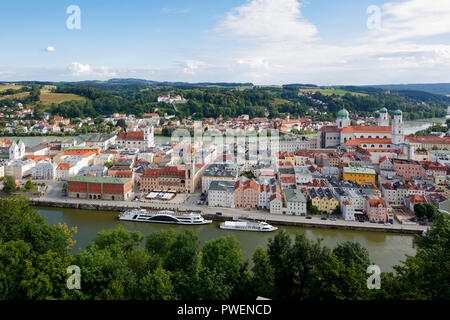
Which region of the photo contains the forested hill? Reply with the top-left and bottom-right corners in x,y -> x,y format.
366,83 -> 450,96
2,81 -> 449,121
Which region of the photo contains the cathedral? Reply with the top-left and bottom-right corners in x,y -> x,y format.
9,140 -> 26,160
318,108 -> 414,161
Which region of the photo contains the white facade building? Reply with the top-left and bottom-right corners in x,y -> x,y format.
207,180 -> 235,208
32,160 -> 57,180
284,189 -> 307,216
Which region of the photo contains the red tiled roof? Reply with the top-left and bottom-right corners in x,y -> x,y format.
368,199 -> 387,207
118,131 -> 144,140
342,126 -> 391,133
346,138 -> 392,146
407,136 -> 450,144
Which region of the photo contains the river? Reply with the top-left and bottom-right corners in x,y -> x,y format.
37,206 -> 416,273
403,116 -> 448,135
5,115 -> 448,147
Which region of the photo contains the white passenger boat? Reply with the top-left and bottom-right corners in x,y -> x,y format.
118,209 -> 212,225
219,219 -> 278,232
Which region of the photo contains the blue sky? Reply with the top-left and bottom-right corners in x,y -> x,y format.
1,0 -> 450,85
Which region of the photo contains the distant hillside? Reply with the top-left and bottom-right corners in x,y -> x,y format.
367,83 -> 450,96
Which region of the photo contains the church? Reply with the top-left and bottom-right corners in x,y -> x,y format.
318,108 -> 414,161
0,139 -> 25,160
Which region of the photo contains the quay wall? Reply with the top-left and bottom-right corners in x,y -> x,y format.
30,199 -> 425,235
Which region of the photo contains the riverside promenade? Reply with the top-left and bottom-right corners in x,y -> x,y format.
29,196 -> 428,235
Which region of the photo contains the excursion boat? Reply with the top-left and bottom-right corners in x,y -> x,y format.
219,219 -> 278,232
118,209 -> 212,225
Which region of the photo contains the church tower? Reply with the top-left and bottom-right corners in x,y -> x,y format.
184,146 -> 196,193
378,107 -> 389,126
18,140 -> 25,158
9,141 -> 17,160
392,109 -> 404,145
336,108 -> 350,129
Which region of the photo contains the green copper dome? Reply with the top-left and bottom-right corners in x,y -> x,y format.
394,109 -> 402,116
337,108 -> 349,118
379,107 -> 388,113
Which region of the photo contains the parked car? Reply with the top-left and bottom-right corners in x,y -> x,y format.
216,212 -> 222,216
306,216 -> 312,219
321,217 -> 327,220
329,217 -> 336,221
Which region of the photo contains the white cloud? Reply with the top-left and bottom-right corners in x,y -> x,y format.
182,60 -> 206,75
68,62 -> 117,78
43,46 -> 55,52
215,0 -> 317,43
200,0 -> 450,84
373,0 -> 450,42
68,62 -> 92,76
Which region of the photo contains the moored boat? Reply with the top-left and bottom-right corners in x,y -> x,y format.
219,219 -> 278,232
118,209 -> 212,225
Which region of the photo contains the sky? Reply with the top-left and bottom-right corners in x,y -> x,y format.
1,0 -> 450,85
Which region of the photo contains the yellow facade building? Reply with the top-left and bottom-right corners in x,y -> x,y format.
342,167 -> 376,185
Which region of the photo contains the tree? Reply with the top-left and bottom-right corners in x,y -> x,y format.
201,236 -> 245,291
424,203 -> 437,221
250,247 -> 275,299
332,205 -> 341,216
241,171 -> 255,179
163,231 -> 200,275
0,240 -> 73,299
373,213 -> 450,300
136,267 -> 175,300
13,126 -> 26,135
145,229 -> 177,257
308,205 -> 318,215
104,161 -> 114,169
24,178 -> 34,191
414,203 -> 427,219
332,241 -> 371,269
310,254 -> 370,300
2,176 -> 16,194
91,225 -> 143,253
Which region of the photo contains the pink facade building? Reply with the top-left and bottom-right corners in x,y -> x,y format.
365,198 -> 388,223
393,159 -> 426,180
234,178 -> 259,208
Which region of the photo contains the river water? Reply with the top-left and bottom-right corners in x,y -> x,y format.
37,206 -> 416,273
5,115 -> 448,147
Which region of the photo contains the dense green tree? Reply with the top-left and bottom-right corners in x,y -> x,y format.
163,231 -> 200,275
414,203 -> 427,219
201,236 -> 244,289
373,213 -> 450,300
2,176 -> 16,194
0,196 -> 76,256
145,229 -> 177,257
332,241 -> 371,269
424,203 -> 437,221
24,178 -> 34,191
311,254 -> 370,300
0,240 -> 73,299
91,225 -> 143,252
250,247 -> 275,299
136,267 -> 175,300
